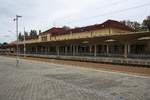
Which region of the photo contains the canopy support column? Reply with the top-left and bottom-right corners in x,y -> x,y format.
94,45 -> 97,57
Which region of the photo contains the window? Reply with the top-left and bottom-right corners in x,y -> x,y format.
41,36 -> 47,41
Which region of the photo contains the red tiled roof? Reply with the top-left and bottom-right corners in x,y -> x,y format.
9,41 -> 16,45
69,20 -> 135,33
0,41 -> 16,48
40,27 -> 66,35
101,20 -> 135,31
40,20 -> 135,36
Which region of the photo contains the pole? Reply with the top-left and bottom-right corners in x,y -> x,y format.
16,16 -> 19,66
14,15 -> 22,66
24,27 -> 26,57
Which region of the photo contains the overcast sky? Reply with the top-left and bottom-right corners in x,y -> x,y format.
0,0 -> 150,43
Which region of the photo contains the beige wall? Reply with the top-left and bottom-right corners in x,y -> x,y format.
18,39 -> 39,44
50,28 -> 111,41
49,28 -> 130,41
110,28 -> 131,35
39,35 -> 42,41
19,27 -> 131,44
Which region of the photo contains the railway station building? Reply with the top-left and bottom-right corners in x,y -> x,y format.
1,20 -> 150,65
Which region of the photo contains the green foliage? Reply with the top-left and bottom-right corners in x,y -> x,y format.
120,15 -> 150,32
2,42 -> 8,45
24,31 -> 28,36
30,30 -> 37,36
120,20 -> 141,31
142,15 -> 150,31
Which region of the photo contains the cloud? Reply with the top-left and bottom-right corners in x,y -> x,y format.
0,0 -> 150,43
0,32 -> 15,43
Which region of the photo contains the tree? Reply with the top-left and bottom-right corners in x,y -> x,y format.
62,26 -> 70,30
120,20 -> 141,31
24,31 -> 28,36
3,42 -> 8,45
18,32 -> 22,38
30,30 -> 37,36
142,15 -> 150,31
39,30 -> 41,34
18,32 -> 23,41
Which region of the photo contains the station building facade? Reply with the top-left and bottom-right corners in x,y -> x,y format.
1,20 -> 150,65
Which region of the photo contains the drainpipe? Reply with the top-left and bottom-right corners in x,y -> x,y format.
106,44 -> 109,56
65,46 -> 67,55
56,46 -> 59,56
73,45 -> 75,56
94,45 -> 97,57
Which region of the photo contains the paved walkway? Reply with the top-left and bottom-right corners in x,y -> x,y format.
0,56 -> 150,100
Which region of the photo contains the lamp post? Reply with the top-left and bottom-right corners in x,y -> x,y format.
13,15 -> 22,66
24,27 -> 26,57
